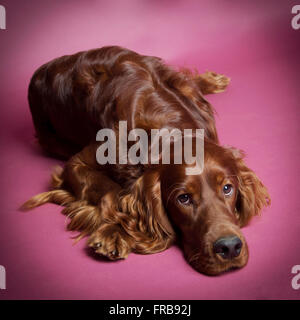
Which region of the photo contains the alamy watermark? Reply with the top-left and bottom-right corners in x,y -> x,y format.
96,121 -> 204,175
0,5 -> 6,30
291,5 -> 300,30
0,265 -> 5,290
291,265 -> 300,290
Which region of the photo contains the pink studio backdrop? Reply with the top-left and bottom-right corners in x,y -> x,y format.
0,0 -> 299,300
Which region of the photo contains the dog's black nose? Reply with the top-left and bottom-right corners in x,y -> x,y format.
213,236 -> 242,259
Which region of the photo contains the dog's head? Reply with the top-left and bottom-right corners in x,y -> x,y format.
119,140 -> 270,275
161,141 -> 270,275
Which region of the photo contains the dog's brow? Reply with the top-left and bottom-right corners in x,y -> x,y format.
225,175 -> 238,179
216,174 -> 224,184
166,182 -> 185,193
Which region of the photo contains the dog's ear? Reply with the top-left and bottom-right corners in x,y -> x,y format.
118,169 -> 175,253
225,146 -> 271,227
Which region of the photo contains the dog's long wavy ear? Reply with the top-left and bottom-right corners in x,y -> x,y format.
226,147 -> 271,227
118,169 -> 175,254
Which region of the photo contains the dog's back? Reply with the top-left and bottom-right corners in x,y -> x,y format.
28,46 -> 219,159
28,46 -> 140,158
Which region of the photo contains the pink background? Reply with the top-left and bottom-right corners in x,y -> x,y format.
0,0 -> 300,300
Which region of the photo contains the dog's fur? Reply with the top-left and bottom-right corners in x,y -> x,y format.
22,46 -> 270,275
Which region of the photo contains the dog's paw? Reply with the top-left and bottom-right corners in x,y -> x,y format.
199,71 -> 230,94
88,224 -> 132,260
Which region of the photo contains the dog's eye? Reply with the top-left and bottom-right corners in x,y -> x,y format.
177,194 -> 192,205
223,184 -> 233,196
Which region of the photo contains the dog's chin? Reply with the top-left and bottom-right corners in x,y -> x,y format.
188,254 -> 249,276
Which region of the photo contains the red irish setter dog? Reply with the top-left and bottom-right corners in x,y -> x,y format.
22,46 -> 270,275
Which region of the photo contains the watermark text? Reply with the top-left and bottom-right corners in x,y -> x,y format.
0,265 -> 6,290
291,265 -> 300,290
0,5 -> 6,30
96,121 -> 204,175
291,5 -> 300,30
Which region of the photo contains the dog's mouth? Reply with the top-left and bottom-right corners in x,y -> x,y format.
189,255 -> 248,276
186,241 -> 249,276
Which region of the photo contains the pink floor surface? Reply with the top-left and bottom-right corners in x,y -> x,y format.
0,0 -> 300,299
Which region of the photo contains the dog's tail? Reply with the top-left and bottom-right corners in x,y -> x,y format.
20,166 -> 75,211
20,189 -> 75,211
20,166 -> 102,240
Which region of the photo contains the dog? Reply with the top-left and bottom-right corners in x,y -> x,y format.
22,46 -> 270,275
